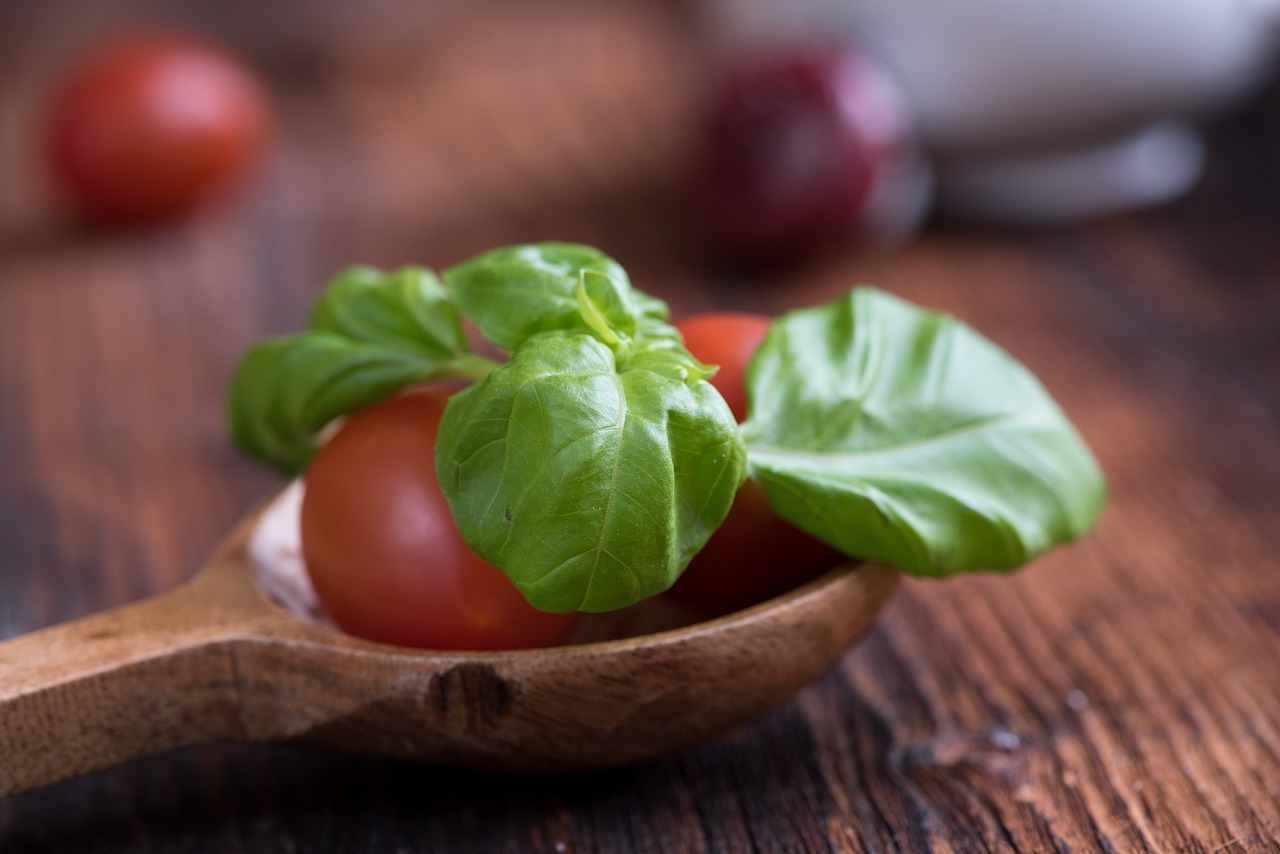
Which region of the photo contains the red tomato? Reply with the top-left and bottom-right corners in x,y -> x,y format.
45,31 -> 271,225
300,387 -> 581,650
669,313 -> 841,614
676,312 -> 770,422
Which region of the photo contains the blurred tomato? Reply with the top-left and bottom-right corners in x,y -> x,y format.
45,31 -> 271,225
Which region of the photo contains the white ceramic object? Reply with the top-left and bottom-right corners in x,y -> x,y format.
706,0 -> 1280,223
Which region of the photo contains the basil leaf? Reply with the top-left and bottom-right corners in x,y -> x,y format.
740,288 -> 1106,577
227,265 -> 495,475
436,332 -> 747,612
442,243 -> 644,350
621,324 -> 718,384
227,333 -> 439,475
310,266 -> 469,360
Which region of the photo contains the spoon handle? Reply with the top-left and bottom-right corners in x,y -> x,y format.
0,576 -> 245,799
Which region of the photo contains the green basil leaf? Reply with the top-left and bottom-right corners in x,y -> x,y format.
740,288 -> 1106,577
436,332 -> 747,612
621,324 -> 718,384
442,243 -> 645,350
310,266 -> 469,361
227,333 -> 440,475
228,265 -> 496,475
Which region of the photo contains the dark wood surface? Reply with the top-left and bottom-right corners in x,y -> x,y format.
3,2 -> 1280,851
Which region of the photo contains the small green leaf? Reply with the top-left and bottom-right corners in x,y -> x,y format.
436,332 -> 746,612
620,326 -> 718,384
741,288 -> 1106,577
227,265 -> 495,474
310,266 -> 469,361
443,243 -> 645,350
227,334 -> 439,475
576,270 -> 622,346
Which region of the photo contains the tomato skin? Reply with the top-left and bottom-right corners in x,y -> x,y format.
45,32 -> 271,225
669,313 -> 841,614
676,312 -> 770,422
300,388 -> 581,650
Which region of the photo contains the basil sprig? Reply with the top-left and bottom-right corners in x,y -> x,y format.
739,288 -> 1106,577
437,244 -> 746,612
228,244 -> 748,612
228,243 -> 1106,613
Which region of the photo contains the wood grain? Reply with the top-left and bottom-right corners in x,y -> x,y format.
3,0 -> 1280,851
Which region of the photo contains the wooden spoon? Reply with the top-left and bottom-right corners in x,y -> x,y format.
0,503 -> 899,799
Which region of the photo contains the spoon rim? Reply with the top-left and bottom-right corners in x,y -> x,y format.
232,488 -> 898,663
242,534 -> 892,663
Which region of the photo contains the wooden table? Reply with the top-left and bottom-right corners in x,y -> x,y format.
3,2 -> 1279,851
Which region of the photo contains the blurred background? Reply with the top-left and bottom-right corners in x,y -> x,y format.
6,0 -> 1278,272
2,0 -> 724,282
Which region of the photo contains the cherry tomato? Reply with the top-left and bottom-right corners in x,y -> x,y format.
668,313 -> 841,614
676,312 -> 771,421
45,31 -> 271,225
300,387 -> 581,650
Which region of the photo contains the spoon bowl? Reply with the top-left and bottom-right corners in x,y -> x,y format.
0,502 -> 898,798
